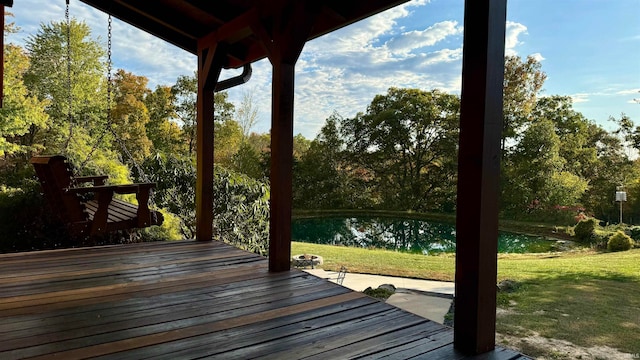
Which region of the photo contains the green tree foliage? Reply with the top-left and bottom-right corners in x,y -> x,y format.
170,73 -> 234,156
24,19 -> 106,160
141,154 -> 270,254
214,119 -> 243,166
0,44 -> 49,159
232,141 -> 263,179
171,74 -> 197,154
341,88 -> 460,211
502,55 -> 546,150
294,113 -> 374,209
144,85 -> 184,155
213,167 -> 270,255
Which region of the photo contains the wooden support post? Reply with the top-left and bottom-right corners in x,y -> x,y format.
251,1 -> 320,271
195,43 -> 223,241
454,0 -> 507,354
269,59 -> 295,271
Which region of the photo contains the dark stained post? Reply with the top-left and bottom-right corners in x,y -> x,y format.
195,42 -> 223,241
269,59 -> 295,271
251,1 -> 320,271
454,0 -> 507,354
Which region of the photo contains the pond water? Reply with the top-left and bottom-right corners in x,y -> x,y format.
292,216 -> 553,254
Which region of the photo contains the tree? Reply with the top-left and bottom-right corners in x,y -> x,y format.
235,88 -> 259,139
0,44 -> 49,160
214,119 -> 243,166
533,96 -> 599,178
502,55 -> 547,152
144,85 -> 184,155
341,88 -> 460,211
502,117 -> 588,217
294,113 -> 365,209
171,74 -> 197,155
110,69 -> 153,163
24,19 -> 106,161
171,73 -> 234,156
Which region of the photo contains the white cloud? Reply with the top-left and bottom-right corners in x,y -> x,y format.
386,21 -> 463,56
504,21 -> 528,55
530,52 -> 545,62
617,88 -> 640,95
570,93 -> 590,103
8,0 -> 465,138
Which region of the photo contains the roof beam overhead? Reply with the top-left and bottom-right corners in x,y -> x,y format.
78,0 -> 198,52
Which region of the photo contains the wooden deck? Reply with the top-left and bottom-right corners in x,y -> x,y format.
0,240 -> 529,359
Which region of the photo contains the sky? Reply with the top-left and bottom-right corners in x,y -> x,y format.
7,0 -> 640,139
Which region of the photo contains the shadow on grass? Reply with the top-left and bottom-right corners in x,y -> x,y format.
496,272 -> 640,355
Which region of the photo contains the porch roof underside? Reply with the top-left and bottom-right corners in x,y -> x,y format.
77,0 -> 409,69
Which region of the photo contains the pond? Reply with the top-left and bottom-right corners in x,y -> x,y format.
292,216 -> 554,254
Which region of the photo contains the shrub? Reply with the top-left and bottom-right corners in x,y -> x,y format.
363,286 -> 395,300
628,226 -> 640,242
142,153 -> 270,255
0,180 -> 71,252
573,218 -> 597,243
607,231 -> 634,252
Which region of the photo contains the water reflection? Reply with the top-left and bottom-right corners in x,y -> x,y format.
292,217 -> 552,254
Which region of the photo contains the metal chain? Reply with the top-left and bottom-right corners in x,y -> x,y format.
73,13 -> 158,223
63,0 -> 73,154
75,14 -> 111,172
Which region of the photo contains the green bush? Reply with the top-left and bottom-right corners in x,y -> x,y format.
363,287 -> 395,300
628,226 -> 640,242
607,231 -> 634,252
0,179 -> 70,252
142,153 -> 270,255
573,218 -> 597,243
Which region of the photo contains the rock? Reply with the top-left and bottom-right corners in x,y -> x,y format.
497,279 -> 519,293
378,284 -> 396,292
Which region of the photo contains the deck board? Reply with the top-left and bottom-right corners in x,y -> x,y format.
0,240 -> 529,360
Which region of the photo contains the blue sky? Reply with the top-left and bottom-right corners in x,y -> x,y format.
8,0 -> 640,139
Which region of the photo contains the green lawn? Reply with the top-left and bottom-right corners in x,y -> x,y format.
291,242 -> 640,355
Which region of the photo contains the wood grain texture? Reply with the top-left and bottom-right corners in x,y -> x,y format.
0,240 -> 530,359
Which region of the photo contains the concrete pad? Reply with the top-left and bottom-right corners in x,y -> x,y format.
303,268 -> 454,295
302,269 -> 455,325
386,291 -> 452,324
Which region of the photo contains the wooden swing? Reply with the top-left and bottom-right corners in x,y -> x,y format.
31,155 -> 163,237
30,4 -> 162,238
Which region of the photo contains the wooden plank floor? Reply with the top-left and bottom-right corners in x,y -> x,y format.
0,240 -> 529,359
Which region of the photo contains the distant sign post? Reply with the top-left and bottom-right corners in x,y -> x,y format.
616,190 -> 627,224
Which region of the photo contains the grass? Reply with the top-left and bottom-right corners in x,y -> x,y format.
292,242 -> 640,355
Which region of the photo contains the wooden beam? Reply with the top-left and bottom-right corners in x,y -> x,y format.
268,60 -> 295,272
195,43 -> 223,242
251,1 -> 321,272
453,0 -> 507,354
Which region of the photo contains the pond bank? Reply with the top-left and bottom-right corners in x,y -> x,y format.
294,209 -> 574,242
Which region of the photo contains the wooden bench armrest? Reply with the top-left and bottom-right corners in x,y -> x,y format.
74,175 -> 108,186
